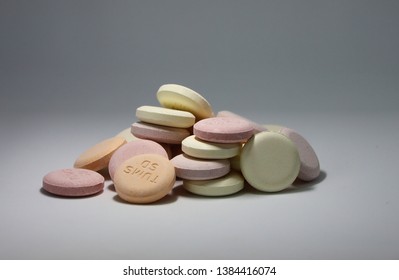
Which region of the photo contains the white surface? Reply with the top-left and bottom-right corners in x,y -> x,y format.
0,110 -> 398,259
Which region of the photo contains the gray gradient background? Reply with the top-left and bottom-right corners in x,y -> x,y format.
1,0 -> 398,259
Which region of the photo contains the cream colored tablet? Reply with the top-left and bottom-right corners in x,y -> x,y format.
229,143 -> 244,171
157,84 -> 214,120
262,125 -> 320,181
113,154 -> 176,204
74,136 -> 126,171
262,124 -> 284,133
183,171 -> 244,197
229,153 -> 241,171
116,127 -> 139,142
182,135 -> 241,159
241,131 -> 300,192
136,105 -> 195,128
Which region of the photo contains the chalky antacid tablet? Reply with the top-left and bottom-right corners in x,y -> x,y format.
42,83 -> 322,203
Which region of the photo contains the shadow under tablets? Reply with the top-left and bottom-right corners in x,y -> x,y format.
40,187 -> 104,199
246,171 -> 327,195
244,170 -> 327,195
174,170 -> 327,199
110,182 -> 179,206
43,170 -> 327,203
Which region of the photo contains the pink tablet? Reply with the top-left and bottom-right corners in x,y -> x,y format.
279,127 -> 320,181
216,110 -> 267,133
131,122 -> 190,144
42,168 -> 104,197
193,117 -> 254,143
171,154 -> 230,180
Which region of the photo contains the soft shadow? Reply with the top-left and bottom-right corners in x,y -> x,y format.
112,192 -> 178,206
172,184 -> 198,198
244,170 -> 327,195
97,168 -> 111,181
107,183 -> 116,192
110,179 -> 184,205
172,182 -> 247,200
108,171 -> 327,203
40,187 -> 104,199
292,170 -> 327,188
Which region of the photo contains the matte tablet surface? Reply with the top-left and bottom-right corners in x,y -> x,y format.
241,131 -> 300,192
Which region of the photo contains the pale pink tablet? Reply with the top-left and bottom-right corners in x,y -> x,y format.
108,139 -> 169,181
171,154 -> 230,180
42,168 -> 104,197
193,117 -> 254,143
131,122 -> 191,144
216,110 -> 268,133
279,127 -> 320,181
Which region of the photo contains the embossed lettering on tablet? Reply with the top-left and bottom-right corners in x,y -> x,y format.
123,161 -> 160,184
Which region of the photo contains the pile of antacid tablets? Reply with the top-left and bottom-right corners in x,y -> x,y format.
42,84 -> 320,204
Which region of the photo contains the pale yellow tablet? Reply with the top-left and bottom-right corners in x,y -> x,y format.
229,153 -> 241,171
262,124 -> 283,133
136,105 -> 195,128
229,143 -> 244,171
183,171 -> 244,197
116,127 -> 139,142
241,131 -> 300,192
156,84 -> 214,120
181,135 -> 241,159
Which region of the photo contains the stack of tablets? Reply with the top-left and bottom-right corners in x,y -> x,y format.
172,117 -> 256,196
42,83 -> 320,204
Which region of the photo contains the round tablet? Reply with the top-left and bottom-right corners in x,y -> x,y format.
229,153 -> 242,171
136,105 -> 195,128
74,136 -> 126,171
157,84 -> 214,120
171,154 -> 230,180
241,131 -> 300,192
194,117 -> 254,143
113,154 -> 176,204
131,122 -> 190,144
217,110 -> 268,133
183,171 -> 244,197
279,127 -> 320,181
116,127 -> 139,142
108,139 -> 169,181
42,168 -> 104,197
262,124 -> 284,133
182,135 -> 241,159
